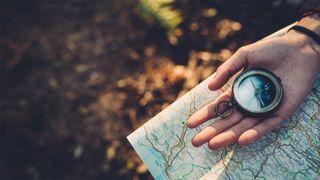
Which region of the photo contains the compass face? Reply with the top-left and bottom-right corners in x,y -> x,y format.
232,69 -> 283,116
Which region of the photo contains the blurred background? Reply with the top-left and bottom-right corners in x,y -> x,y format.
0,0 -> 302,179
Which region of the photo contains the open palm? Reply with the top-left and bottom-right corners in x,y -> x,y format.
187,31 -> 320,150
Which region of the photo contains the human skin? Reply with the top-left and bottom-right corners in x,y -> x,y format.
187,14 -> 320,150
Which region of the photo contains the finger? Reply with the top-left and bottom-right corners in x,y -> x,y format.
238,116 -> 283,146
208,116 -> 261,150
208,47 -> 249,91
191,108 -> 244,147
187,90 -> 231,129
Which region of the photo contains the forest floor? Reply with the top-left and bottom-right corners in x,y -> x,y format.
0,0 -> 300,179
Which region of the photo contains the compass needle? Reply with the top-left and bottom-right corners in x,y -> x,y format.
257,94 -> 265,108
256,98 -> 260,109
250,79 -> 256,89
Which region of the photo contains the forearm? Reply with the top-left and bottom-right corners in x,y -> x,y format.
295,14 -> 320,56
298,14 -> 320,34
285,13 -> 320,73
299,0 -> 320,19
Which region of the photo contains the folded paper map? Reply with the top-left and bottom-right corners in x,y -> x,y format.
127,24 -> 320,179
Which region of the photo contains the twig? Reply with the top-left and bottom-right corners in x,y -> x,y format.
128,108 -> 139,130
6,27 -> 38,69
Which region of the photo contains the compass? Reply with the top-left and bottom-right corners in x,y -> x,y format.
215,68 -> 283,117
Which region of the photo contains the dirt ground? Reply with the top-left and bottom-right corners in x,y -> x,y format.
0,0 -> 300,179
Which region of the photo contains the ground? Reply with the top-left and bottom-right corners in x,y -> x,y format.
0,0 -> 300,179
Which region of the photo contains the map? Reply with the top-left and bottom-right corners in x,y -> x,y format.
127,25 -> 320,180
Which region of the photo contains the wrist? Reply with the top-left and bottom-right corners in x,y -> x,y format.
297,14 -> 320,34
283,30 -> 320,72
285,30 -> 319,52
286,14 -> 320,61
296,14 -> 320,50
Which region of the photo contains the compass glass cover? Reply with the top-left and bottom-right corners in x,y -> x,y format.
236,74 -> 276,112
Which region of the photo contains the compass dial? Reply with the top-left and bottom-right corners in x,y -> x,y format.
236,75 -> 276,112
232,69 -> 283,116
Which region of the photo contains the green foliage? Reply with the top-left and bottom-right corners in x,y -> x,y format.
137,0 -> 183,32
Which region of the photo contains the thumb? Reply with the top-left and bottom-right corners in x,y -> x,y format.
208,47 -> 249,90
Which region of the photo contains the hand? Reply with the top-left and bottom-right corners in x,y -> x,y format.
187,18 -> 320,150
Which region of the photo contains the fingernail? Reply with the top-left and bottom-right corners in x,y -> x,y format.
191,141 -> 199,147
186,117 -> 194,128
187,121 -> 194,128
208,141 -> 221,150
208,82 -> 217,91
191,137 -> 201,147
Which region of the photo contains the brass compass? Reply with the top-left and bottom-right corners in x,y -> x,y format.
215,68 -> 283,117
